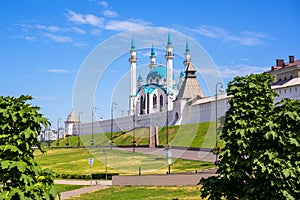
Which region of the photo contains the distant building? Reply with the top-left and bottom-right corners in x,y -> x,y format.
267,55 -> 300,102
65,109 -> 79,136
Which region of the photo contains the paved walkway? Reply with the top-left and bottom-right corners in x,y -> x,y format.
112,168 -> 217,186
55,180 -> 112,200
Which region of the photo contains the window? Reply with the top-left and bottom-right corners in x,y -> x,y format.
140,96 -> 145,115
147,93 -> 150,114
153,94 -> 157,108
160,95 -> 163,110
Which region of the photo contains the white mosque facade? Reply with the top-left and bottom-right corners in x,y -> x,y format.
64,34 -> 300,138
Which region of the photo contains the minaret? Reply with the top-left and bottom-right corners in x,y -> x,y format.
183,40 -> 191,67
149,44 -> 157,70
129,36 -> 138,116
165,32 -> 174,92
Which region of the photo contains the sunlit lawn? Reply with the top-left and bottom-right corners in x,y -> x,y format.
50,121 -> 218,149
35,148 -> 214,176
68,186 -> 202,200
55,184 -> 87,193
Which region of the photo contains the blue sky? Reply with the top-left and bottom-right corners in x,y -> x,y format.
1,0 -> 299,127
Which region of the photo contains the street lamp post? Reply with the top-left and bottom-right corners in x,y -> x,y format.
110,102 -> 117,149
78,111 -> 83,147
166,91 -> 173,146
57,118 -> 61,147
215,82 -> 224,165
91,107 -> 97,146
165,91 -> 173,174
103,149 -> 108,180
132,97 -> 137,153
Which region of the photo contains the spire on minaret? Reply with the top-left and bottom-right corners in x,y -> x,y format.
184,40 -> 191,66
167,31 -> 172,47
150,44 -> 156,58
185,40 -> 190,55
149,44 -> 157,70
131,35 -> 136,50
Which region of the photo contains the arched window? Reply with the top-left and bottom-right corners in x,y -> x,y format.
140,96 -> 145,115
160,95 -> 163,111
156,78 -> 160,84
153,94 -> 157,108
147,93 -> 150,114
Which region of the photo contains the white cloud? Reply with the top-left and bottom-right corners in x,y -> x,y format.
66,10 -> 104,27
90,29 -> 102,35
99,1 -> 108,8
105,19 -> 151,31
73,41 -> 89,48
24,36 -> 36,41
191,25 -> 268,46
36,24 -> 61,32
44,33 -> 72,43
103,10 -> 118,18
218,64 -> 269,78
71,27 -> 86,34
34,95 -> 57,101
46,69 -> 71,73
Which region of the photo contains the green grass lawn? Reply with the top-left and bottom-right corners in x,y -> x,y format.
52,121 -> 218,149
55,184 -> 87,193
68,186 -> 202,200
158,122 -> 216,148
34,148 -> 214,176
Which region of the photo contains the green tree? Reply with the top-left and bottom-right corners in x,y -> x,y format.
200,73 -> 300,199
0,95 -> 59,200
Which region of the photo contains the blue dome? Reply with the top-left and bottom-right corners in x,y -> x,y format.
146,65 -> 166,80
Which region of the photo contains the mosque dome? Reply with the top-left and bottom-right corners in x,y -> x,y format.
146,64 -> 166,83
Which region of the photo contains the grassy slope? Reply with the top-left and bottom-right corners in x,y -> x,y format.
52,121 -> 217,148
68,186 -> 202,200
158,122 -> 216,148
34,148 -> 214,176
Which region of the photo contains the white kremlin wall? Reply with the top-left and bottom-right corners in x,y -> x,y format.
76,78 -> 300,136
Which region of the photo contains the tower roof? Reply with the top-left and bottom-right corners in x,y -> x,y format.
185,60 -> 197,75
66,109 -> 79,123
177,60 -> 205,99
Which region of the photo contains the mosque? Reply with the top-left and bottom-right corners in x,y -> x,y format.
128,32 -> 205,123
63,34 -> 300,141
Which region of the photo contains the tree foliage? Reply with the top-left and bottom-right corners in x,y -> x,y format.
200,73 -> 300,199
0,95 -> 59,200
